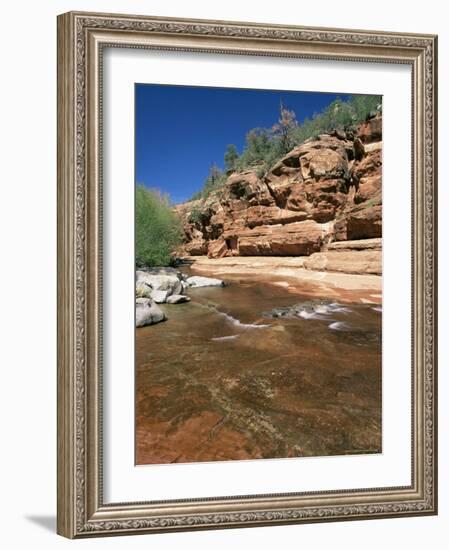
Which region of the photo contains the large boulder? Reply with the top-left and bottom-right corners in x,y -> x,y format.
150,289 -> 170,304
136,270 -> 183,296
136,297 -> 166,327
224,170 -> 274,206
299,147 -> 348,181
265,135 -> 352,222
166,294 -> 191,304
185,239 -> 208,256
207,237 -> 228,259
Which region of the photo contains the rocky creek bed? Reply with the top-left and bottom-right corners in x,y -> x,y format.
136,267 -> 382,464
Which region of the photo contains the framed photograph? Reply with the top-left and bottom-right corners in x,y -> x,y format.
57,11 -> 438,538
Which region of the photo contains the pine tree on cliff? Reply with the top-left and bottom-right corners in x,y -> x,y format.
202,163 -> 225,197
224,144 -> 239,173
271,100 -> 298,155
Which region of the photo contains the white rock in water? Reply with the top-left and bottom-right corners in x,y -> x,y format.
186,276 -> 224,288
166,294 -> 191,304
136,297 -> 166,327
136,281 -> 152,298
150,289 -> 170,303
136,270 -> 182,296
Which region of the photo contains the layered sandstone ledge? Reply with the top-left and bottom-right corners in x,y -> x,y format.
303,237 -> 381,275
184,243 -> 382,305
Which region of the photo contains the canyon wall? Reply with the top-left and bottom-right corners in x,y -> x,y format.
174,113 -> 382,273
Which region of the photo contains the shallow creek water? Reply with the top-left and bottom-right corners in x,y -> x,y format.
136,273 -> 382,464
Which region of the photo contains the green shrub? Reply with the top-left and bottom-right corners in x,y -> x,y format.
188,205 -> 206,225
236,128 -> 273,169
135,186 -> 182,267
290,95 -> 381,147
350,95 -> 382,122
224,144 -> 239,172
195,164 -> 228,200
270,102 -> 298,155
190,189 -> 203,201
205,165 -> 227,197
254,163 -> 268,178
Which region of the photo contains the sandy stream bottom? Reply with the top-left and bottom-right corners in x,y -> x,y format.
136,266 -> 382,465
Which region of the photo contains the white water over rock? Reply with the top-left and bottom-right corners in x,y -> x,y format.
329,321 -> 350,331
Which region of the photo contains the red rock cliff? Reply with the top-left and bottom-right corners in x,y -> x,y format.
174,114 -> 382,260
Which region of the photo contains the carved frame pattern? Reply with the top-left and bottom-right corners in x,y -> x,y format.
57,11 -> 437,538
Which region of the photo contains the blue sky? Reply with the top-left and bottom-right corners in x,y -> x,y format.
135,84 -> 351,204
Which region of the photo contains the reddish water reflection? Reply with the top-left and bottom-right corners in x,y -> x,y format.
136,277 -> 381,465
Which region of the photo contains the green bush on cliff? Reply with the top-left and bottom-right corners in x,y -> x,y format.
191,163 -> 227,200
135,186 -> 182,267
188,204 -> 207,225
236,129 -> 272,170
224,143 -> 239,172
350,94 -> 382,122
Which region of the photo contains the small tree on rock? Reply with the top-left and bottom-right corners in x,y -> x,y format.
224,144 -> 239,173
271,101 -> 298,155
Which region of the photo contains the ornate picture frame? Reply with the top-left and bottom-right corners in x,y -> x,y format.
57,11 -> 437,538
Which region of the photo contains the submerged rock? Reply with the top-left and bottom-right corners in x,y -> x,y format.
150,289 -> 170,303
136,297 -> 166,327
263,299 -> 336,320
166,294 -> 191,304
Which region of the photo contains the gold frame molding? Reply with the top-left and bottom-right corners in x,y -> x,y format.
57,11 -> 438,538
